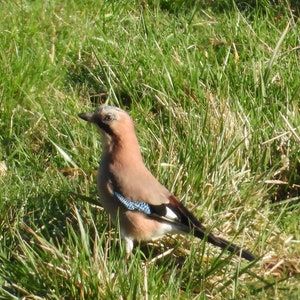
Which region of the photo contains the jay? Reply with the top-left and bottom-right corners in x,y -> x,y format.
79,106 -> 255,261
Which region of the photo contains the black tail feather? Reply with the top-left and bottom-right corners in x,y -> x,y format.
165,196 -> 256,261
194,229 -> 255,261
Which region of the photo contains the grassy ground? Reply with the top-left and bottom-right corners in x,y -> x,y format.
0,0 -> 299,299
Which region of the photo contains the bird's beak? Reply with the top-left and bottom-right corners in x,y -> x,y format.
78,112 -> 94,122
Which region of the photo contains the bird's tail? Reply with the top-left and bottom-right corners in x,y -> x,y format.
194,228 -> 255,261
166,196 -> 255,261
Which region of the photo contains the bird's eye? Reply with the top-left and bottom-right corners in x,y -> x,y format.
103,114 -> 114,122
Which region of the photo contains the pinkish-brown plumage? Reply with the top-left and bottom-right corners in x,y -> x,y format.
79,106 -> 255,261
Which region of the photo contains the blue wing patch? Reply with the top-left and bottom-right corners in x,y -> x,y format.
113,191 -> 152,215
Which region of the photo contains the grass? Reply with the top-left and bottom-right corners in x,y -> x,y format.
0,0 -> 299,298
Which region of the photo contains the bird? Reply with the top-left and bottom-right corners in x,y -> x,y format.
78,105 -> 255,261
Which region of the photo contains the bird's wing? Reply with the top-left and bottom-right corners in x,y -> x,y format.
112,188 -> 199,230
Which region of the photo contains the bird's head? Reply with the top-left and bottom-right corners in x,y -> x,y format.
78,106 -> 137,150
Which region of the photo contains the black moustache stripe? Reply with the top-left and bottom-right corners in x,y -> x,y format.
95,120 -> 114,136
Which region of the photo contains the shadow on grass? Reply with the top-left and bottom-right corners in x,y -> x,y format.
66,52 -> 133,108
147,0 -> 300,17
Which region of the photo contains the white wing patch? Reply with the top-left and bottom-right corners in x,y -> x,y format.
165,207 -> 179,220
